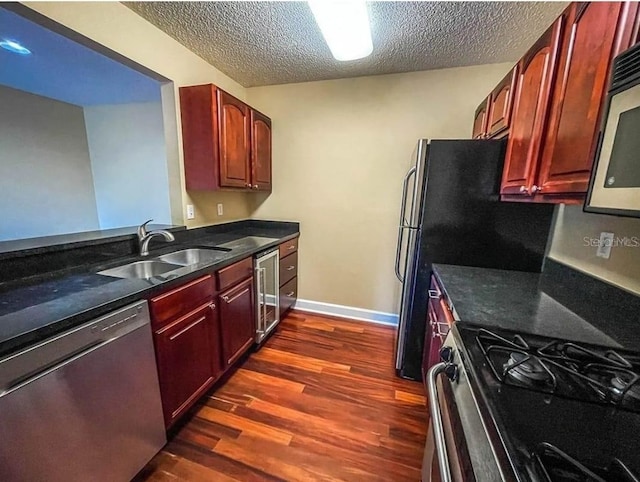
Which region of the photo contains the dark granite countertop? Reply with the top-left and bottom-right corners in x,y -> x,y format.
432,259 -> 640,350
0,221 -> 299,359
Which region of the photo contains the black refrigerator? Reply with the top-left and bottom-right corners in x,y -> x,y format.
394,139 -> 555,381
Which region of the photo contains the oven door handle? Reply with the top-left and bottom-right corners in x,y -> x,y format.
428,362 -> 452,482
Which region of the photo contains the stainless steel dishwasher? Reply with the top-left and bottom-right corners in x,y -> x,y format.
0,300 -> 166,481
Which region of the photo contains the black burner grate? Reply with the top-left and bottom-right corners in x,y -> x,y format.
532,442 -> 639,482
476,329 -> 640,412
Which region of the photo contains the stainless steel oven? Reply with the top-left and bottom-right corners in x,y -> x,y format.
422,334 -> 504,482
586,42 -> 640,217
254,248 -> 280,344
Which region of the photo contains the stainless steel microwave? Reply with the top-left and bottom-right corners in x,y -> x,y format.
586,42 -> 640,217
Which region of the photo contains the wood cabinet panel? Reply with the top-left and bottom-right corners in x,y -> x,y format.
220,277 -> 255,367
501,18 -> 563,196
217,90 -> 251,188
279,251 -> 298,287
487,67 -> 517,138
179,85 -> 219,191
279,237 -> 298,258
154,302 -> 220,427
149,275 -> 214,329
250,109 -> 272,191
279,276 -> 298,317
216,257 -> 253,292
472,97 -> 490,139
538,2 -> 627,196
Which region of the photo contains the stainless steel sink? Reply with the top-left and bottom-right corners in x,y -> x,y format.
156,248 -> 226,266
98,260 -> 183,279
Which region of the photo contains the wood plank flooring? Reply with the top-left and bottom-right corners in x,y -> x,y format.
137,311 -> 427,481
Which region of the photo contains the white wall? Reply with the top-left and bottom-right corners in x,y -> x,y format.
247,63 -> 513,314
0,85 -> 99,241
83,102 -> 172,228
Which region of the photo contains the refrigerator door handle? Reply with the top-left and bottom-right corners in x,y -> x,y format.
395,167 -> 417,282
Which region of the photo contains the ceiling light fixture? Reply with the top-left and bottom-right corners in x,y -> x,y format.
0,39 -> 31,55
308,0 -> 373,62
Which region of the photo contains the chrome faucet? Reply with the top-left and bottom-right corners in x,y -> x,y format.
137,219 -> 175,256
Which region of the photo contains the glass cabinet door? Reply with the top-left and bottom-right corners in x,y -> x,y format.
256,249 -> 279,341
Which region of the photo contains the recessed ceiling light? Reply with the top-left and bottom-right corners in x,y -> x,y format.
308,0 -> 373,62
0,39 -> 31,55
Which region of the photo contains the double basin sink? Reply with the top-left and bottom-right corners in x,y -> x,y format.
97,236 -> 279,280
97,248 -> 229,280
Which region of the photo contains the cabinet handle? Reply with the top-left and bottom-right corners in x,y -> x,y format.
222,287 -> 250,304
286,265 -> 295,271
287,245 -> 295,250
169,316 -> 206,341
286,291 -> 295,297
428,289 -> 441,299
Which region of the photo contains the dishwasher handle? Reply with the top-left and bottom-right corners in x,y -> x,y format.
0,301 -> 150,397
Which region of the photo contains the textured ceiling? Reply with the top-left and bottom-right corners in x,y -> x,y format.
125,1 -> 567,88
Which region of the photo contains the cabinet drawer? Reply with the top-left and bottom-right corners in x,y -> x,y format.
279,276 -> 298,317
279,237 -> 298,257
150,275 -> 214,329
279,251 -> 298,286
216,257 -> 253,291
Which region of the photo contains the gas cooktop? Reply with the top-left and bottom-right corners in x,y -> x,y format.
454,323 -> 640,482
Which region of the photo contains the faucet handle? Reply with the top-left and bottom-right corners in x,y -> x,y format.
138,219 -> 153,240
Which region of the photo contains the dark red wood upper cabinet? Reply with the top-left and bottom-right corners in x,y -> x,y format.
179,84 -> 220,191
501,17 -> 563,196
250,109 -> 272,191
219,276 -> 255,367
472,97 -> 490,139
538,2 -> 633,197
487,66 -> 518,138
217,89 -> 251,189
154,302 -> 220,428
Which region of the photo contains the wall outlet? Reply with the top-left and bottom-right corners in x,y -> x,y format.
217,203 -> 224,216
596,232 -> 614,259
186,204 -> 195,220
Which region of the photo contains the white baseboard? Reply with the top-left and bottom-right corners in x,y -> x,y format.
293,299 -> 399,326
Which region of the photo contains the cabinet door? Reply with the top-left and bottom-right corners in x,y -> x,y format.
250,109 -> 272,191
501,18 -> 563,196
487,67 -> 518,138
220,277 -> 255,367
217,90 -> 251,189
538,3 -> 625,196
154,302 -> 220,427
472,97 -> 490,139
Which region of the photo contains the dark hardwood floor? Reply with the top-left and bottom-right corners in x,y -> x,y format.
137,310 -> 428,481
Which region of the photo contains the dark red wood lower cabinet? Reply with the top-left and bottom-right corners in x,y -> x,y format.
220,276 -> 255,367
154,302 -> 221,428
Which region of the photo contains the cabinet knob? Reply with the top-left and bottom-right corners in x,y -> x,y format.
253,184 -> 259,189
531,185 -> 542,193
245,182 -> 251,188
519,185 -> 527,193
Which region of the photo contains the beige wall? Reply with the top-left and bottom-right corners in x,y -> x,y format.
548,205 -> 640,295
247,64 -> 512,314
25,1 -> 252,228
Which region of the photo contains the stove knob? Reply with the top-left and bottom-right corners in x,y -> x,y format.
440,346 -> 454,363
444,363 -> 459,382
